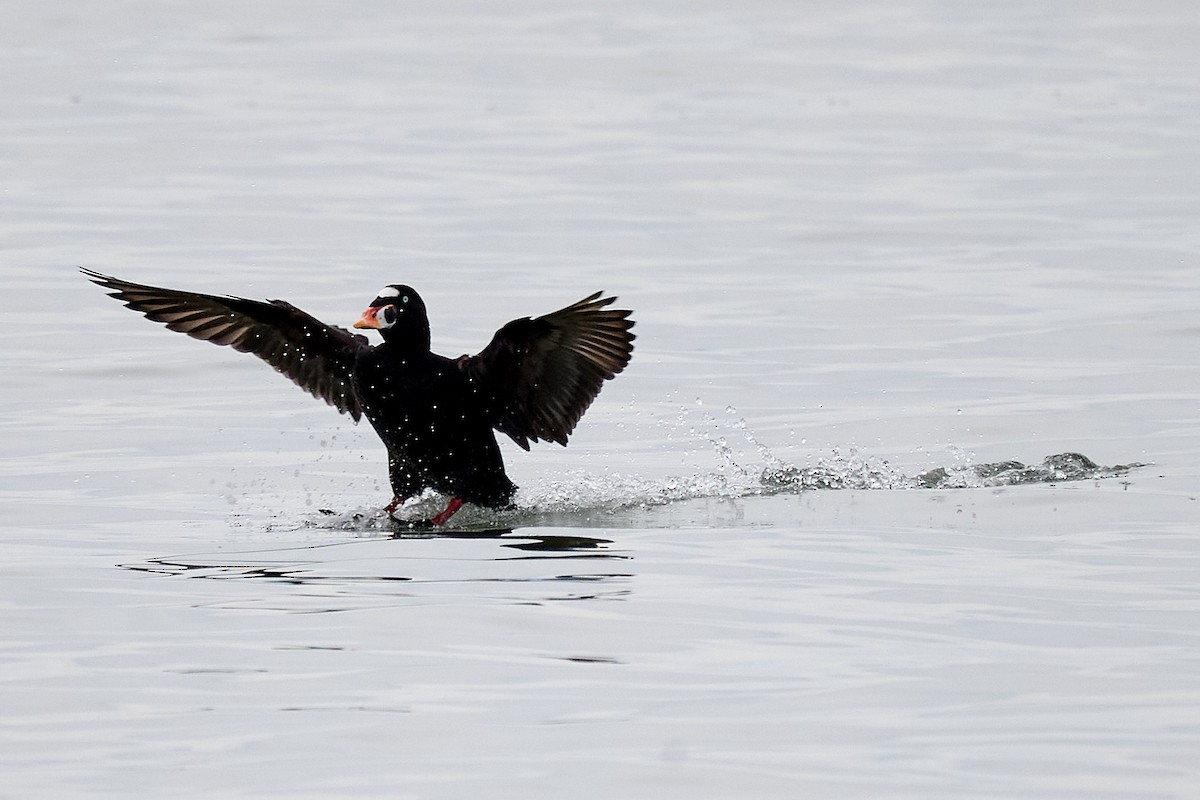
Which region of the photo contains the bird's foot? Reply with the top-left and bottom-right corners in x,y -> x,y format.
428,497 -> 465,527
384,496 -> 464,528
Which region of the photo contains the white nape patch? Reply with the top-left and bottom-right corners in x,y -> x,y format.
376,286 -> 400,298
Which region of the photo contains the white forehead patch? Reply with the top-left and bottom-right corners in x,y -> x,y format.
376,286 -> 400,298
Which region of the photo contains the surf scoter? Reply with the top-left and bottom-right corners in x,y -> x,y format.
82,268 -> 635,526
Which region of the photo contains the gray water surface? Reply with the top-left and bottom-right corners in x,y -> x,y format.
3,2 -> 1199,798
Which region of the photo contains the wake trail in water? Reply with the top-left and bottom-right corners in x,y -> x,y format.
301,402 -> 1141,533
304,449 -> 1140,534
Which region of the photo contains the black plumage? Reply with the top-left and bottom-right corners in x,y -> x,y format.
81,268 -> 635,525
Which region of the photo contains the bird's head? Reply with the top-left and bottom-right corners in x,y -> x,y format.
354,285 -> 430,349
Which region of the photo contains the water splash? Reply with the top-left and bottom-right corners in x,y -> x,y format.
292,404 -> 1143,532
298,450 -> 1142,534
911,452 -> 1141,489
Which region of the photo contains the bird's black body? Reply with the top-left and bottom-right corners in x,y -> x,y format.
354,345 -> 515,508
81,269 -> 635,525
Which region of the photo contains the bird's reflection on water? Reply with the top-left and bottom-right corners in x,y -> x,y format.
389,525 -> 616,554
119,527 -> 628,591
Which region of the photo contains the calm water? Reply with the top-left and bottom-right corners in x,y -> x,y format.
3,2 -> 1200,798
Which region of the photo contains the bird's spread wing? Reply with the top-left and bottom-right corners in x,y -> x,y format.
82,268 -> 370,420
458,292 -> 635,450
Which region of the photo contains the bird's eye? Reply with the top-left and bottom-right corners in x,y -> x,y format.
402,295 -> 410,304
382,306 -> 397,325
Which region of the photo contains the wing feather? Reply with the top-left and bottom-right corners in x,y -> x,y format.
82,268 -> 369,420
458,292 -> 635,450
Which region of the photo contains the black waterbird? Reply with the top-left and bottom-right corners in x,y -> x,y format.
82,268 -> 635,526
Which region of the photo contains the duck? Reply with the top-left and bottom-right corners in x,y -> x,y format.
81,268 -> 635,526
